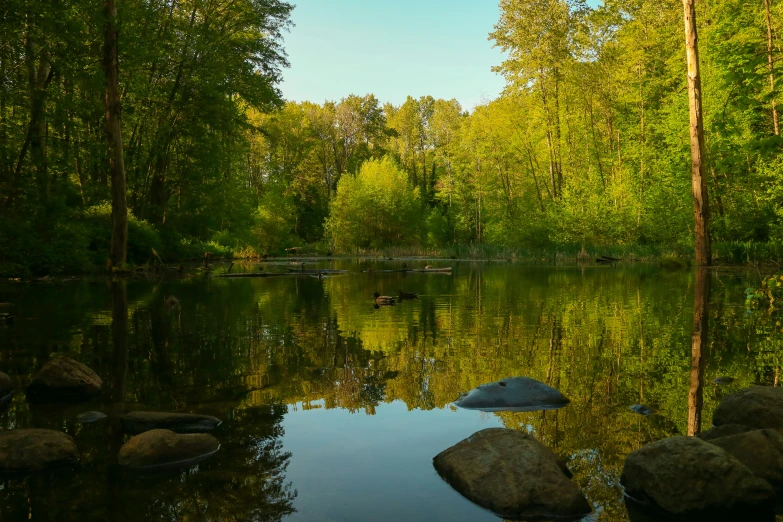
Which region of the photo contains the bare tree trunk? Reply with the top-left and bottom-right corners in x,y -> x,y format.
682,0 -> 711,266
765,0 -> 780,135
104,0 -> 128,268
688,268 -> 710,436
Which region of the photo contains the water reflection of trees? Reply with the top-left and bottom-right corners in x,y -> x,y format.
1,265 -> 782,521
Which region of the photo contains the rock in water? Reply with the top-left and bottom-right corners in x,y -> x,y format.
713,386 -> 783,430
0,372 -> 14,406
27,356 -> 102,399
713,376 -> 735,385
433,428 -> 591,520
121,411 -> 221,434
709,429 -> 783,493
453,377 -> 569,412
76,411 -> 107,423
629,404 -> 655,416
621,436 -> 775,518
118,429 -> 219,470
0,429 -> 79,473
697,424 -> 755,442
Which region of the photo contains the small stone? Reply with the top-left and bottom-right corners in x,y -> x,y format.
629,404 -> 655,416
76,411 -> 107,423
713,386 -> 783,430
0,429 -> 79,473
433,428 -> 591,520
621,436 -> 775,518
118,429 -> 219,469
121,411 -> 221,434
27,356 -> 102,399
453,377 -> 569,412
713,376 -> 735,385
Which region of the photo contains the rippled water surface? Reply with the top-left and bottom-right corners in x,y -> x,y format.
0,260 -> 779,521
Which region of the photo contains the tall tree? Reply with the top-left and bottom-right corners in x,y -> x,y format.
103,0 -> 127,268
682,0 -> 711,266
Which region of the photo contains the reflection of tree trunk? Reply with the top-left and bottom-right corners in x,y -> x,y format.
109,280 -> 128,455
688,268 -> 710,436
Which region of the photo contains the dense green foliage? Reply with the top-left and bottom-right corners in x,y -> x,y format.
3,0 -> 783,273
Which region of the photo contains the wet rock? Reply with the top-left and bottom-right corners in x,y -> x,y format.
433,428 -> 591,520
121,411 -> 221,434
713,386 -> 783,430
76,411 -> 107,423
621,436 -> 775,518
0,429 -> 79,473
118,429 -> 219,470
630,404 -> 656,416
27,356 -> 102,400
453,377 -> 569,412
0,372 -> 14,406
709,429 -> 783,493
713,376 -> 735,385
698,424 -> 755,442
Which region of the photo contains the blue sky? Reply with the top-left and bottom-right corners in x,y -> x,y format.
279,0 -> 507,111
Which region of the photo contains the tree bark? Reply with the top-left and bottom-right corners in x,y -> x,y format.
765,0 -> 780,135
104,0 -> 128,268
688,268 -> 710,436
682,0 -> 711,266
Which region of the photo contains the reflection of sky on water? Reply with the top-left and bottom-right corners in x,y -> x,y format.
283,400 -> 503,522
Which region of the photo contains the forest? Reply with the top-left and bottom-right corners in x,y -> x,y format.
2,0 -> 783,274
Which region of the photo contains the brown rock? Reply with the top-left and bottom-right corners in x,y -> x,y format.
118,429 -> 219,469
433,428 -> 591,520
121,411 -> 221,434
621,436 -> 775,518
712,386 -> 783,430
0,429 -> 79,473
27,356 -> 102,399
709,429 -> 783,492
698,424 -> 755,442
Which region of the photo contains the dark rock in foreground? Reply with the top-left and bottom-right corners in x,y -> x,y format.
0,429 -> 79,473
712,386 -> 783,430
621,436 -> 775,518
27,356 -> 102,399
453,377 -> 569,412
698,424 -> 754,442
433,428 -> 591,520
709,429 -> 783,493
118,429 -> 219,469
121,411 -> 221,434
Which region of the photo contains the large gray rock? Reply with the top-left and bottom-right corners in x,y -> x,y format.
27,356 -> 102,399
713,386 -> 783,430
698,424 -> 755,442
453,377 -> 569,412
0,429 -> 79,473
433,428 -> 591,520
118,429 -> 219,469
621,436 -> 775,518
709,429 -> 783,492
121,411 -> 221,434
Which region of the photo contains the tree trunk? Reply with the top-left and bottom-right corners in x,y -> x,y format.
765,0 -> 780,135
682,0 -> 711,266
104,0 -> 128,268
688,268 -> 710,436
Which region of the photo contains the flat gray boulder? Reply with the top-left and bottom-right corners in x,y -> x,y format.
433,428 -> 591,520
709,429 -> 783,492
27,356 -> 102,399
453,377 -> 569,412
0,429 -> 79,473
698,424 -> 754,442
713,386 -> 783,430
118,429 -> 219,469
121,411 -> 221,434
621,436 -> 775,518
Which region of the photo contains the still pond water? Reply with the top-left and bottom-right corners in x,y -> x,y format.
0,260 -> 780,521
